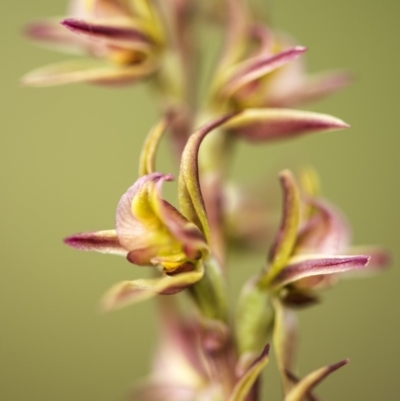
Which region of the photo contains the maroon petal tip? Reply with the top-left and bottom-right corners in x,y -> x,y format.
329,359 -> 349,372
64,234 -> 81,247
61,18 -> 79,30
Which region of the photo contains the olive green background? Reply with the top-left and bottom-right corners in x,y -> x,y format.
1,1 -> 399,400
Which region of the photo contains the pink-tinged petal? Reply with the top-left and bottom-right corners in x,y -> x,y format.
228,344 -> 270,401
295,198 -> 351,255
271,254 -> 370,289
101,264 -> 204,311
115,173 -> 173,252
260,171 -> 301,287
61,18 -> 156,50
178,114 -> 236,241
270,71 -> 353,108
272,300 -> 298,394
25,19 -> 88,55
224,108 -> 349,143
223,47 -> 307,99
64,229 -> 127,256
21,59 -> 158,87
284,359 -> 349,401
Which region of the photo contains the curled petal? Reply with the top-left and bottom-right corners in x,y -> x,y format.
228,344 -> 270,401
272,300 -> 298,394
223,47 -> 307,99
139,117 -> 170,176
116,173 -> 173,252
21,59 -> 158,87
61,18 -> 156,50
117,173 -> 206,270
101,264 -> 204,311
224,108 -> 349,142
178,114 -> 236,241
284,359 -> 349,401
64,229 -> 127,256
271,254 -> 370,289
260,170 -> 301,287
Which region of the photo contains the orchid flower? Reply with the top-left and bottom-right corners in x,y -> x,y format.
64,116 -> 210,312
235,170 -> 385,394
209,0 -> 350,113
23,0 -> 165,86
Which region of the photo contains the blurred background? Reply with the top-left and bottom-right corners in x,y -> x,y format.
1,0 -> 399,400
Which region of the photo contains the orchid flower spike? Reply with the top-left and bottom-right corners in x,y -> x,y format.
23,0 -> 165,86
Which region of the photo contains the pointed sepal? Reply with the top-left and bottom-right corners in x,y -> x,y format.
284,359 -> 349,401
64,229 -> 127,256
228,344 -> 270,401
224,108 -> 349,142
101,263 -> 204,311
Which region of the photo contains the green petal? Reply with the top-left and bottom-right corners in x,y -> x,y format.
138,117 -> 170,176
260,170 -> 301,287
178,114 -> 236,241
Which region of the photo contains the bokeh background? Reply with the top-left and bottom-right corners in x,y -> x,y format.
1,0 -> 399,400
